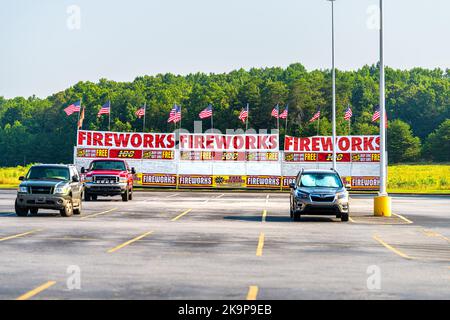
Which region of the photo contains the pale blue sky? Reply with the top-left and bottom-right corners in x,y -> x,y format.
1,0 -> 449,98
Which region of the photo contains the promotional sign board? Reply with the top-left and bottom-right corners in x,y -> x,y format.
179,133 -> 279,162
73,131 -> 380,190
283,135 -> 381,190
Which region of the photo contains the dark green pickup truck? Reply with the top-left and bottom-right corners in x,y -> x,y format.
15,164 -> 83,217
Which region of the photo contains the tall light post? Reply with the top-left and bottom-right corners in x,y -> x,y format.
328,0 -> 337,170
374,0 -> 391,217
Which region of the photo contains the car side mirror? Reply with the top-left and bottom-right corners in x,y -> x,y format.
19,176 -> 24,181
72,175 -> 79,182
345,183 -> 351,190
131,167 -> 136,174
289,182 -> 296,189
80,167 -> 86,174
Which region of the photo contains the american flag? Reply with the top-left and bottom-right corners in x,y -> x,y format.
64,100 -> 81,116
271,105 -> 279,118
135,106 -> 146,119
309,108 -> 321,122
199,105 -> 213,119
372,106 -> 380,122
344,105 -> 353,121
279,106 -> 288,119
168,104 -> 181,123
372,105 -> 389,128
238,106 -> 249,123
98,101 -> 111,117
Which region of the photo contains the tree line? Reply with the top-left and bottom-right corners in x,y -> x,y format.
0,63 -> 449,166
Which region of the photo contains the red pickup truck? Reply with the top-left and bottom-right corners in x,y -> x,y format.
81,159 -> 135,202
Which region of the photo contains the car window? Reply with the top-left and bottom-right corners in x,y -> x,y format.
26,167 -> 70,181
299,173 -> 342,188
90,161 -> 126,171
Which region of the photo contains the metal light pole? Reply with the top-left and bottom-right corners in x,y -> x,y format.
328,0 -> 337,170
374,0 -> 391,216
379,0 -> 387,195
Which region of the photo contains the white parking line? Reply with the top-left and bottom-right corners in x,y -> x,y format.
266,194 -> 270,205
202,193 -> 224,204
166,193 -> 179,198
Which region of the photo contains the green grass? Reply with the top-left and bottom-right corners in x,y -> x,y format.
0,165 -> 31,189
1,164 -> 449,194
387,164 -> 450,194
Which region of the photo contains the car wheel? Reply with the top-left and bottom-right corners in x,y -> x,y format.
29,208 -> 39,215
128,188 -> 133,200
293,212 -> 301,222
73,199 -> 82,215
60,200 -> 73,217
84,192 -> 91,202
341,213 -> 349,222
15,201 -> 28,217
122,189 -> 129,202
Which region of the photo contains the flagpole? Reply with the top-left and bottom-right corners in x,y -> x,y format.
143,102 -> 146,132
108,100 -> 111,131
76,98 -> 82,131
245,103 -> 249,132
211,105 -> 214,131
276,104 -> 280,132
284,105 -> 288,136
76,98 -> 82,158
317,115 -> 320,136
348,117 -> 351,135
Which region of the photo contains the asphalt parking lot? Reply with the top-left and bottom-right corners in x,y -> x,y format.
0,190 -> 449,300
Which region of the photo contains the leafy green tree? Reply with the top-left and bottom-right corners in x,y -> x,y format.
423,119 -> 450,162
387,119 -> 421,163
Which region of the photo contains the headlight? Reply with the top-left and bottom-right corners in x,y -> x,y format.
18,186 -> 28,193
337,192 -> 348,200
119,177 -> 127,183
54,185 -> 70,194
84,176 -> 93,182
295,191 -> 309,199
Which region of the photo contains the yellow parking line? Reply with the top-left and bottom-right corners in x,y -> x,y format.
0,229 -> 42,242
423,229 -> 450,243
80,208 -> 117,220
373,235 -> 412,260
246,286 -> 259,300
393,213 -> 413,224
107,231 -> 154,253
16,281 -> 56,300
256,232 -> 265,256
171,209 -> 192,222
262,210 -> 267,223
348,216 -> 355,223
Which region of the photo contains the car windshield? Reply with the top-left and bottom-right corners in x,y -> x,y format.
90,161 -> 126,171
26,166 -> 70,181
300,173 -> 343,188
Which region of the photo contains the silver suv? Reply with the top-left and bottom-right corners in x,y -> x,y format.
15,164 -> 83,217
289,169 -> 350,222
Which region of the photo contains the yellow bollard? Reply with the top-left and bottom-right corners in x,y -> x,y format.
374,195 -> 392,217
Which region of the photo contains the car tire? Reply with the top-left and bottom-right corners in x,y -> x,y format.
15,201 -> 28,217
128,188 -> 133,200
60,200 -> 74,217
29,208 -> 39,215
293,212 -> 301,222
122,189 -> 129,202
84,192 -> 91,202
73,199 -> 82,215
341,213 -> 349,222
